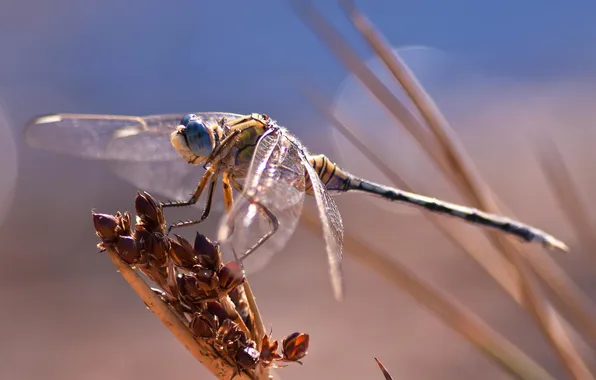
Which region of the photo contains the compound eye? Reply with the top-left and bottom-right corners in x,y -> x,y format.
185,120 -> 214,157
180,114 -> 196,127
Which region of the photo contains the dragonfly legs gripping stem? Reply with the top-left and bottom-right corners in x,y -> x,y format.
165,173 -> 218,235
161,167 -> 215,209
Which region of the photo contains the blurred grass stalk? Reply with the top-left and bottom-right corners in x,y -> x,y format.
302,212 -> 555,380
296,1 -> 596,378
534,134 -> 596,252
374,358 -> 397,380
105,247 -> 259,380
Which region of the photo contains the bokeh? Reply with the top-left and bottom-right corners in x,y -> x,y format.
2,1 -> 596,379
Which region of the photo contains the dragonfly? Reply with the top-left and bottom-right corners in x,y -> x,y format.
26,112 -> 569,300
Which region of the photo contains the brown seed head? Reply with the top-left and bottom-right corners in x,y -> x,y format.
282,332 -> 309,363
193,232 -> 221,270
134,226 -> 170,267
134,191 -> 165,233
260,334 -> 282,366
92,212 -> 121,241
113,236 -> 142,264
189,311 -> 220,340
206,301 -> 234,323
235,343 -> 260,371
169,235 -> 199,268
218,261 -> 245,292
116,211 -> 132,236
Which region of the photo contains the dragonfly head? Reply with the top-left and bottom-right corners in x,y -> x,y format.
170,114 -> 216,164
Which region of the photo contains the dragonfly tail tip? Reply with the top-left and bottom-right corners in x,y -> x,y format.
542,236 -> 569,253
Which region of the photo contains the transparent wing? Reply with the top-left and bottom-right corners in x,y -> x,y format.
24,112 -> 244,161
218,129 -> 306,274
301,152 -> 344,301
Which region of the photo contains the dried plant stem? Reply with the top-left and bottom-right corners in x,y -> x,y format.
242,281 -> 267,350
299,2 -> 593,379
299,2 -> 595,377
301,212 -> 556,380
304,86 -> 521,302
105,247 -> 260,380
291,0 -> 456,183
308,81 -> 596,355
344,28 -> 595,378
337,0 -> 487,205
534,134 -> 596,250
221,295 -> 252,338
374,358 -> 396,380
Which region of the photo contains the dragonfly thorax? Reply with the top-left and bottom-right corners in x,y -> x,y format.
170,114 -> 218,165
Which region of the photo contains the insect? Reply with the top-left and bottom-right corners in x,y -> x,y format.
27,112 -> 569,300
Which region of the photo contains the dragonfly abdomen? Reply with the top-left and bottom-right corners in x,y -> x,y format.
346,177 -> 568,251
306,154 -> 353,194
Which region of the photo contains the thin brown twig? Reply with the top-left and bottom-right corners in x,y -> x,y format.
242,281 -> 267,351
374,358 -> 396,380
301,211 -> 557,380
303,85 -> 521,301
295,2 -> 595,377
329,3 -> 594,378
290,0 -> 457,184
534,133 -> 596,250
105,247 -> 260,380
306,79 -> 596,357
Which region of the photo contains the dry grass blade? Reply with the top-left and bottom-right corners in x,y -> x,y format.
242,281 -> 267,351
104,247 -> 257,380
301,211 -> 556,380
534,133 -> 595,249
307,81 -> 596,358
303,85 -> 521,302
296,2 -> 596,378
337,0 -> 487,212
337,0 -> 567,253
290,0 -> 456,183
328,3 -> 594,378
374,358 -> 395,380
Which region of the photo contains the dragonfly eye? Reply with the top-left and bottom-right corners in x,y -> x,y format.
180,113 -> 196,127
185,120 -> 214,157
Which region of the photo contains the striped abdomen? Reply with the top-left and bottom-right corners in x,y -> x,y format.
305,154 -> 352,194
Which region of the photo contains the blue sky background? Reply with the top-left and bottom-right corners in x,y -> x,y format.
2,0 -> 596,123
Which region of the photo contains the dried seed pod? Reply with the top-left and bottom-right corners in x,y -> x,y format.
169,235 -> 199,268
235,343 -> 260,371
134,226 -> 170,267
92,212 -> 121,241
193,267 -> 220,292
218,261 -> 245,292
175,268 -> 219,305
205,301 -> 235,323
259,334 -> 282,366
281,333 -> 309,364
193,232 -> 222,270
134,191 -> 165,233
229,286 -> 254,337
189,311 -> 220,340
113,236 -> 142,264
216,319 -> 246,353
116,211 -> 132,236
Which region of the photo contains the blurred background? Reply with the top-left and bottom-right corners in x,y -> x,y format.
2,1 -> 596,379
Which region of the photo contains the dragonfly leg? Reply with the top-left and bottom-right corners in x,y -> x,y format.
222,173 -> 235,212
219,174 -> 247,241
166,174 -> 219,235
238,199 -> 280,263
161,167 -> 215,208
